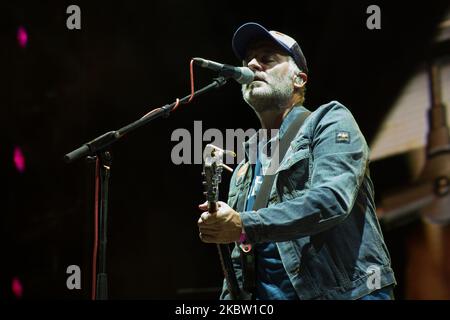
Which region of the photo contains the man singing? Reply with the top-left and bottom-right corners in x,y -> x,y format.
198,22 -> 396,300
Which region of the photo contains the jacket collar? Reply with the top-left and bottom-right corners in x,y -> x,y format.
243,105 -> 309,161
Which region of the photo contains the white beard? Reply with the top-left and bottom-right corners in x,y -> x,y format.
242,77 -> 294,113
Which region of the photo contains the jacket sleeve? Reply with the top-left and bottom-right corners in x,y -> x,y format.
240,103 -> 370,243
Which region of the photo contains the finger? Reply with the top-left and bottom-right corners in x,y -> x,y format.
217,201 -> 228,208
199,212 -> 218,224
198,212 -> 210,225
199,225 -> 220,236
200,212 -> 209,223
199,223 -> 222,232
198,215 -> 219,226
199,232 -> 214,243
216,201 -> 230,213
198,202 -> 208,210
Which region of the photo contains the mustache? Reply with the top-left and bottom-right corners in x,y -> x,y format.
253,72 -> 267,82
242,72 -> 267,88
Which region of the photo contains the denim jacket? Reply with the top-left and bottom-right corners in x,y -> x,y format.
220,101 -> 396,300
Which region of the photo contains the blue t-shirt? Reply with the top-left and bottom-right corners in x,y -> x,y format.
245,151 -> 298,300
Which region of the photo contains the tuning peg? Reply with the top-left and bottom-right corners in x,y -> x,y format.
220,164 -> 233,172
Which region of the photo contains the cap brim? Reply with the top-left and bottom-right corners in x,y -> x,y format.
232,22 -> 291,62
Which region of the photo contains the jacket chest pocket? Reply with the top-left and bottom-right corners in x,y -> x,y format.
228,182 -> 245,210
275,137 -> 311,199
228,163 -> 252,211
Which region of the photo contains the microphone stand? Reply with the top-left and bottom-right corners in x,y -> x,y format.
65,76 -> 227,300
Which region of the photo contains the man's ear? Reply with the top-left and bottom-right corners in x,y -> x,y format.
293,72 -> 308,89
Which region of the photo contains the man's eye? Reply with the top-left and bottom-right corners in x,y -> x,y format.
243,55 -> 275,66
261,56 -> 274,64
243,58 -> 253,66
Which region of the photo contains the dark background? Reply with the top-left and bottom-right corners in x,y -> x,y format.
0,0 -> 448,299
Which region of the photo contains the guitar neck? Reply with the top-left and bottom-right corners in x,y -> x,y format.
208,200 -> 217,213
205,200 -> 241,299
202,148 -> 240,299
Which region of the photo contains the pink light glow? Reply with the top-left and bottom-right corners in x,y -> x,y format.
12,277 -> 23,299
13,146 -> 26,173
17,26 -> 28,48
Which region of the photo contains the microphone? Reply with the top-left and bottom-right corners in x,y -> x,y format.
193,57 -> 254,84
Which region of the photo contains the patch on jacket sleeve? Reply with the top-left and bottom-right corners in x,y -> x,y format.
336,131 -> 350,143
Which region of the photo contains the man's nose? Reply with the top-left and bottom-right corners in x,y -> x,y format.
247,58 -> 263,72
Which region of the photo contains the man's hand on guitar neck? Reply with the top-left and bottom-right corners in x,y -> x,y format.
198,201 -> 243,244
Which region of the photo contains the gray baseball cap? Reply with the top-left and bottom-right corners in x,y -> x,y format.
232,22 -> 308,74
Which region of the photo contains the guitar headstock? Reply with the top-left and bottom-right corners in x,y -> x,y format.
202,144 -> 235,212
